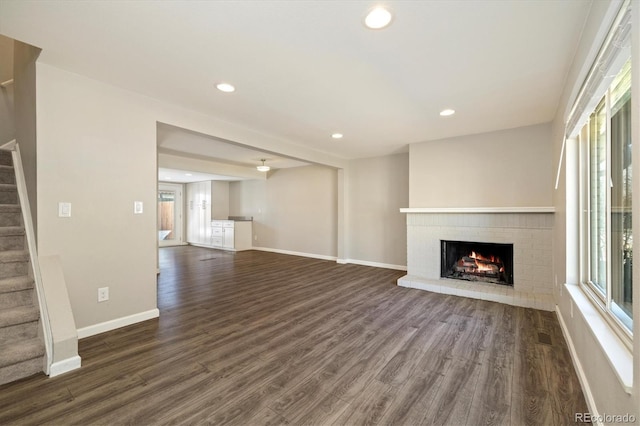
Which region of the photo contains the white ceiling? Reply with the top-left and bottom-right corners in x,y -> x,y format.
0,1 -> 592,160
157,123 -> 310,169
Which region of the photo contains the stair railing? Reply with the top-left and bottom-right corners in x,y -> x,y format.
2,140 -> 53,374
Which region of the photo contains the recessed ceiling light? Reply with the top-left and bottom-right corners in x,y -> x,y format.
365,6 -> 393,29
439,109 -> 456,117
331,133 -> 344,139
185,173 -> 193,177
216,82 -> 235,93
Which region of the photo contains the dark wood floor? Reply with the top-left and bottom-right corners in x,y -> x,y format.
0,246 -> 589,425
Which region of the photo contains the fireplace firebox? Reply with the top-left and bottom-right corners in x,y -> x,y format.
441,240 -> 514,286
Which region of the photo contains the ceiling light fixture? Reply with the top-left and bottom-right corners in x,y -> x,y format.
331,133 -> 344,139
216,82 -> 235,93
439,109 -> 456,117
257,159 -> 270,172
185,173 -> 193,177
365,6 -> 393,29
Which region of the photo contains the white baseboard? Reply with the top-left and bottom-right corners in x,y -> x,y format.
555,306 -> 600,425
252,246 -> 337,262
339,258 -> 407,271
77,308 -> 160,339
254,248 -> 406,271
49,355 -> 82,377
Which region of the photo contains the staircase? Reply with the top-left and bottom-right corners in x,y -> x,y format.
0,149 -> 44,385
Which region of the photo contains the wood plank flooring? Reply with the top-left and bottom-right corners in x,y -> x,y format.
0,246 -> 590,425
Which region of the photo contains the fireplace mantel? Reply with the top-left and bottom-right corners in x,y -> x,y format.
400,207 -> 555,214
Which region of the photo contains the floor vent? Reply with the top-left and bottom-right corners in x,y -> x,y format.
537,332 -> 552,346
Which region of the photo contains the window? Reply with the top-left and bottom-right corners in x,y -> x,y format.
580,59 -> 633,334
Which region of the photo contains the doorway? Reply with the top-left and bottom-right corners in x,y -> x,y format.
158,182 -> 184,247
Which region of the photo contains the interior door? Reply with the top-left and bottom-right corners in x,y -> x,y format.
158,183 -> 184,247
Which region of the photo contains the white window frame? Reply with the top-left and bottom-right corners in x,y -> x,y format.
568,0 -> 633,349
579,83 -> 633,345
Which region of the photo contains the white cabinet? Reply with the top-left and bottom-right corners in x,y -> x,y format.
211,225 -> 223,247
186,181 -> 209,245
186,180 -> 249,250
186,183 -> 196,243
186,181 -> 229,246
222,225 -> 234,249
211,220 -> 252,251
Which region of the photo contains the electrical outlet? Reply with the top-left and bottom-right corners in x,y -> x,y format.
98,287 -> 109,302
254,235 -> 258,241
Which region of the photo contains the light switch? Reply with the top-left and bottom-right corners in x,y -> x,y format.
134,201 -> 143,214
58,202 -> 71,218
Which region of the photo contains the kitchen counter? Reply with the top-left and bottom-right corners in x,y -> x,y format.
227,216 -> 253,222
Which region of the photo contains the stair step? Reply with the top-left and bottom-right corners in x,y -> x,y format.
0,226 -> 24,237
0,338 -> 45,369
0,288 -> 33,310
0,357 -> 43,386
0,166 -> 15,185
0,320 -> 38,345
0,184 -> 17,204
0,150 -> 12,167
0,204 -> 21,212
0,226 -> 25,251
0,275 -> 34,294
0,250 -> 30,278
0,337 -> 44,386
0,204 -> 22,227
0,250 -> 28,261
0,305 -> 39,328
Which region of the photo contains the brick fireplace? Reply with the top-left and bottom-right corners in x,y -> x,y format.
398,208 -> 555,311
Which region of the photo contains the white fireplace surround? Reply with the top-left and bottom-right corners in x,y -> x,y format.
398,207 -> 555,311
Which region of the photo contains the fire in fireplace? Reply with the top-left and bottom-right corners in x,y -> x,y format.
441,240 -> 514,286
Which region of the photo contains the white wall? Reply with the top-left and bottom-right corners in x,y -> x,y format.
551,0 -> 640,419
230,165 -> 338,258
228,154 -> 410,268
0,35 -> 14,146
346,153 -> 408,269
14,41 -> 39,235
409,123 -> 552,208
0,81 -> 14,145
36,64 -> 159,329
229,179 -> 265,223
